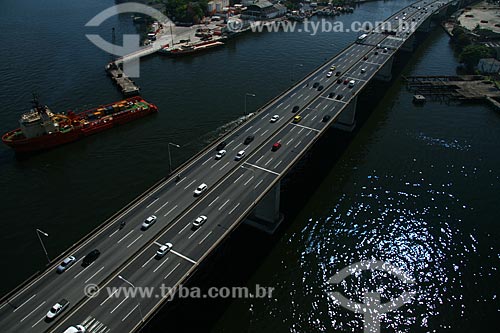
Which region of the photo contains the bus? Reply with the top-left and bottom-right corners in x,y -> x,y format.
357,33 -> 368,43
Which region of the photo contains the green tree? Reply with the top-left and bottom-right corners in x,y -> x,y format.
459,45 -> 494,69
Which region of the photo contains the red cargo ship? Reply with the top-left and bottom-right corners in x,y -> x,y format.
2,95 -> 158,153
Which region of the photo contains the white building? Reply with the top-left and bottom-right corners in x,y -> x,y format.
208,0 -> 230,13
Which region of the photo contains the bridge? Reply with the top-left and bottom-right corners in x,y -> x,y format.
0,0 -> 460,332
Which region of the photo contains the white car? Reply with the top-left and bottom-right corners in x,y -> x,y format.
326,71 -> 333,78
270,115 -> 279,123
235,150 -> 245,161
348,80 -> 355,87
156,242 -> 173,258
361,68 -> 366,74
192,215 -> 208,229
194,183 -> 208,196
46,299 -> 69,320
141,215 -> 157,230
215,149 -> 226,159
63,325 -> 86,333
56,256 -> 76,273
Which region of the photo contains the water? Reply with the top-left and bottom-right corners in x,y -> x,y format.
1,0 -> 499,331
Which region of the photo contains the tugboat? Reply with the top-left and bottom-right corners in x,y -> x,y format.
2,94 -> 158,153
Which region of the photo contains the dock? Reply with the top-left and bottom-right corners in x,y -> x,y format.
105,62 -> 140,96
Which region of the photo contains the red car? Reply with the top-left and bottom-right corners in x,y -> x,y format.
272,142 -> 282,151
343,79 -> 349,84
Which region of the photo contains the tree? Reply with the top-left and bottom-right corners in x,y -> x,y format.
459,45 -> 494,69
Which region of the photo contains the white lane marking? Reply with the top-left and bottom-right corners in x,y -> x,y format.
153,257 -> 169,273
208,196 -> 220,207
164,205 -> 178,217
73,262 -> 93,279
244,162 -> 280,176
198,231 -> 213,245
218,199 -> 230,211
85,266 -> 105,284
170,250 -> 197,264
146,198 -> 159,208
261,114 -> 268,120
298,127 -> 305,134
183,179 -> 197,190
286,138 -> 294,145
219,161 -> 230,170
311,115 -> 318,121
234,142 -> 242,150
291,92 -> 297,97
153,241 -> 163,247
284,104 -> 290,110
277,102 -> 283,108
118,230 -> 134,244
255,155 -> 264,164
164,263 -> 181,280
201,158 -> 211,166
228,203 -> 240,215
253,128 -> 261,134
298,94 -> 304,99
13,294 -> 37,312
260,129 -> 269,136
175,177 -> 186,185
122,304 -> 139,322
154,201 -> 169,214
31,315 -> 46,328
210,160 -> 221,169
127,234 -> 143,248
233,174 -> 244,184
323,104 -> 329,110
20,301 -> 45,322
188,227 -> 201,239
100,288 -> 119,306
108,229 -> 119,238
110,296 -> 129,314
254,179 -> 264,189
178,222 -> 191,234
274,160 -> 283,169
264,158 -> 273,166
244,176 -> 254,186
291,123 -> 320,132
227,139 -> 234,147
244,125 -> 253,132
141,255 -> 156,268
294,140 -> 303,148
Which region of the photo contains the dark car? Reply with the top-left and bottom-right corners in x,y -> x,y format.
292,105 -> 300,113
343,79 -> 349,84
313,82 -> 320,88
322,115 -> 331,122
271,142 -> 282,151
216,141 -> 226,151
374,51 -> 379,55
328,92 -> 335,98
317,85 -> 324,91
336,94 -> 343,100
337,78 -> 342,84
335,71 -> 341,76
243,135 -> 254,145
82,249 -> 100,267
363,55 -> 368,60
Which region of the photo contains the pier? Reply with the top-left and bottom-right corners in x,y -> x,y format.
105,62 -> 140,96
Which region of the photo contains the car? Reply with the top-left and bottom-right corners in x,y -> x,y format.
56,256 -> 76,273
156,242 -> 173,258
141,215 -> 157,230
361,68 -> 366,73
193,183 -> 208,196
82,249 -> 100,267
395,16 -> 399,20
383,47 -> 388,53
63,325 -> 87,333
336,94 -> 343,100
328,92 -> 335,98
235,150 -> 245,160
293,115 -> 302,123
215,149 -> 226,159
343,79 -> 349,85
271,142 -> 282,151
337,78 -> 342,84
376,43 -> 381,48
317,85 -> 324,91
322,115 -> 331,122
335,71 -> 341,76
313,82 -> 319,88
326,71 -> 333,78
243,135 -> 254,145
330,65 -> 336,71
216,141 -> 226,151
292,105 -> 300,113
192,215 -> 208,229
348,80 -> 355,87
374,51 -> 379,55
270,114 -> 279,123
46,299 -> 69,320
363,55 -> 368,60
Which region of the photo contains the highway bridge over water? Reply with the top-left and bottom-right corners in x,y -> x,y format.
0,0 -> 461,331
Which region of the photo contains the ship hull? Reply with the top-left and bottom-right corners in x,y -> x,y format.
2,97 -> 158,153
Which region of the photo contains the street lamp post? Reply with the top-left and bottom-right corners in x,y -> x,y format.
118,275 -> 144,323
244,93 -> 256,118
291,63 -> 303,81
36,229 -> 50,264
167,142 -> 181,175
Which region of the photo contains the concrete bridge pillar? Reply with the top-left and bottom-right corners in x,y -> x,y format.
374,56 -> 393,82
244,181 -> 284,234
333,95 -> 357,132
